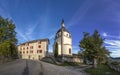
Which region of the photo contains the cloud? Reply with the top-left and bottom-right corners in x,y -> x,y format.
67,0 -> 93,27
102,32 -> 120,39
0,1 -> 11,19
49,34 -> 54,40
104,39 -> 120,57
16,29 -> 28,42
16,19 -> 41,44
102,32 -> 108,37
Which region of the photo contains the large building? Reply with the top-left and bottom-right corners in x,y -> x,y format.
18,39 -> 49,60
53,20 -> 72,56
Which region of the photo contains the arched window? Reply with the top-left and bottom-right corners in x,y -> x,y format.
66,34 -> 68,37
69,48 -> 71,54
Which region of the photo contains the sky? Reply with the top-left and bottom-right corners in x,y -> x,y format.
0,0 -> 120,57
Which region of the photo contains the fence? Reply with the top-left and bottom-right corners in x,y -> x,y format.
108,64 -> 120,72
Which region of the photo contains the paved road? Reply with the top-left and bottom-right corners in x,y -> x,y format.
0,59 -> 42,75
0,59 -> 88,75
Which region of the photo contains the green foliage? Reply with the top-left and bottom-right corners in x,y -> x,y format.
54,42 -> 58,57
0,16 -> 18,60
79,30 -> 110,66
85,64 -> 119,75
111,62 -> 120,65
58,61 -> 82,66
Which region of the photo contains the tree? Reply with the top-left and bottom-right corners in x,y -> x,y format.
0,16 -> 18,61
54,42 -> 58,57
79,30 -> 110,68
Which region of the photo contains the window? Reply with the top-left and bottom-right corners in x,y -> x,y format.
66,34 -> 68,37
30,46 -> 33,49
20,52 -> 22,54
23,48 -> 25,50
20,48 -> 22,50
37,50 -> 42,53
27,47 -> 29,49
38,41 -> 41,44
69,48 -> 71,54
23,51 -> 25,54
38,55 -> 41,60
30,51 -> 33,53
40,50 -> 42,53
26,43 -> 29,46
69,35 -> 71,38
38,45 -> 41,48
26,51 -> 28,53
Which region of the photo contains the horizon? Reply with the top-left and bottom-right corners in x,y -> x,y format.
0,0 -> 120,57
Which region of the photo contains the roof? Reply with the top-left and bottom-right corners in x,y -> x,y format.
18,38 -> 50,46
56,27 -> 70,34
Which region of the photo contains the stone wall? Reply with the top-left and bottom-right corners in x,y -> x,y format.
63,56 -> 83,63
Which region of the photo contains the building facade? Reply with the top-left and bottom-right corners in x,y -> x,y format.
18,39 -> 49,60
53,20 -> 72,56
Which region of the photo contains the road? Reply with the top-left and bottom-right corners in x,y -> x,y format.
0,59 -> 42,75
0,59 -> 87,75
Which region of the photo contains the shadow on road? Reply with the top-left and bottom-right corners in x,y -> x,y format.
39,62 -> 43,75
22,60 -> 29,75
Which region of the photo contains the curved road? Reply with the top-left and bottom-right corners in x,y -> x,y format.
0,59 -> 86,75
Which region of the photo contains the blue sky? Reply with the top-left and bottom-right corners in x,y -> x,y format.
0,0 -> 120,57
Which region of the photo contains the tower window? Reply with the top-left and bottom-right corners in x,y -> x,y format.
69,48 -> 71,54
69,35 -> 71,38
66,34 -> 68,37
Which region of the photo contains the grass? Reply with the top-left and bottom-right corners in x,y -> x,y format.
41,60 -> 83,66
85,64 -> 120,75
58,61 -> 83,66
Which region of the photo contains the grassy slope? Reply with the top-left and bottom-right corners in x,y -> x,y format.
85,64 -> 120,75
